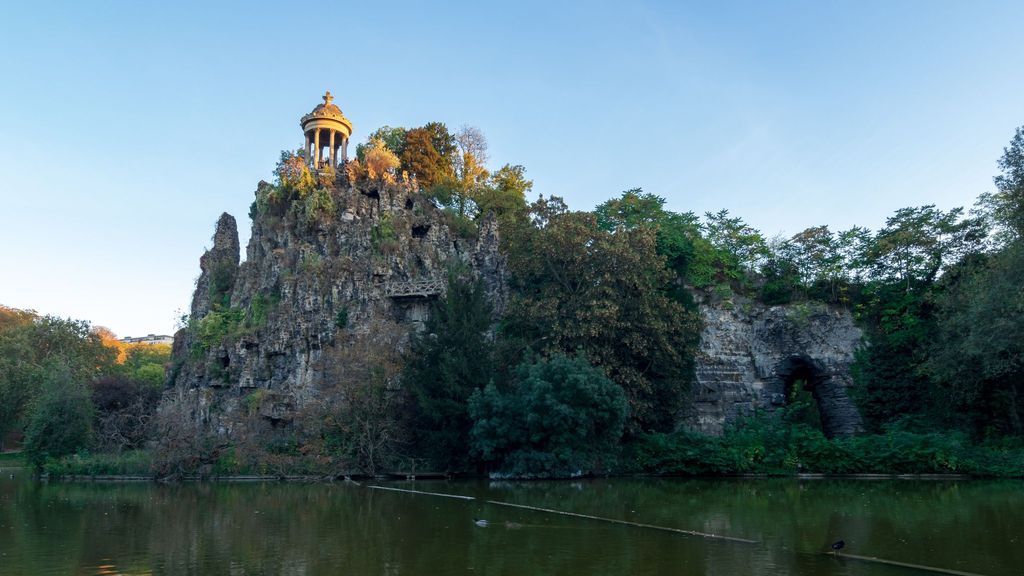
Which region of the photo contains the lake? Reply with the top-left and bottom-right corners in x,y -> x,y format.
1,465 -> 1021,575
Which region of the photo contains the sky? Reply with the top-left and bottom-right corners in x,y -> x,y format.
1,0 -> 1022,338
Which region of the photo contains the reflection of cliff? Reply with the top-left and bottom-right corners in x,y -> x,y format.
166,175 -> 506,437
687,295 -> 864,437
5,475 -> 1020,575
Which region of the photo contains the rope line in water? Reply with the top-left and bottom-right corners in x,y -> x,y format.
363,484 -> 757,543
366,485 -> 476,500
365,484 -> 990,574
825,552 -> 989,576
484,500 -> 759,544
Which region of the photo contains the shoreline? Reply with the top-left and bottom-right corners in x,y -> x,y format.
29,472 -> 990,483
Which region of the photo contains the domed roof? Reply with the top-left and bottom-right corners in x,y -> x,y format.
300,91 -> 351,128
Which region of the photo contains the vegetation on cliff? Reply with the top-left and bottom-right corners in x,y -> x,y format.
6,124 -> 1024,480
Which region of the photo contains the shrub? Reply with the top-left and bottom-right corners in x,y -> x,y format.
334,306 -> 349,329
42,450 -> 153,477
190,307 -> 244,356
469,353 -> 628,478
371,214 -> 399,254
23,369 -> 94,469
91,375 -> 161,452
630,410 -> 1024,477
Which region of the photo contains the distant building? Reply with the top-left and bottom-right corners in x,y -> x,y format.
120,334 -> 174,345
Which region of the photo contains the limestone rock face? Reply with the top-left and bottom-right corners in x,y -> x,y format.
190,213 -> 240,320
165,177 -> 507,437
686,296 -> 864,438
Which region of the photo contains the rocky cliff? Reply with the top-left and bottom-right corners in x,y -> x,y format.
167,174 -> 865,442
166,175 -> 506,437
685,294 -> 864,438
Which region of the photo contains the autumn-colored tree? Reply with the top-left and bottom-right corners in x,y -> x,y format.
363,137 -> 401,182
504,197 -> 702,433
356,126 -> 407,161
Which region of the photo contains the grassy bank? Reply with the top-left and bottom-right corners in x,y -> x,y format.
0,452 -> 25,466
30,417 -> 1024,480
625,413 -> 1024,478
41,450 -> 154,477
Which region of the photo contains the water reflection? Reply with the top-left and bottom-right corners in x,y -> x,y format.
0,466 -> 1020,575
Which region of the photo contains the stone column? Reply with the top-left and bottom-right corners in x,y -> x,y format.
314,129 -> 321,167
329,130 -> 336,167
305,133 -> 313,165
342,137 -> 348,162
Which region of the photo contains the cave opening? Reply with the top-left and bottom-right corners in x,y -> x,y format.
777,356 -> 828,435
411,223 -> 430,238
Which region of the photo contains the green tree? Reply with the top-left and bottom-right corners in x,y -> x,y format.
400,127 -> 446,188
703,209 -> 769,284
866,205 -> 985,290
404,272 -> 495,470
978,126 -> 1024,244
593,188 -> 712,289
851,205 -> 985,429
469,353 -> 627,477
0,315 -> 115,442
504,197 -> 701,433
356,126 -> 407,161
928,243 -> 1024,435
23,368 -> 94,468
476,163 -> 531,226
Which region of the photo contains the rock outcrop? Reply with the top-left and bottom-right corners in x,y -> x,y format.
685,295 -> 864,438
166,174 -> 864,442
165,175 -> 506,437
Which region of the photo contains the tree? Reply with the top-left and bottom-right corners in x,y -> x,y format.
314,318 -> 407,474
594,188 -> 711,286
356,126 -> 407,161
363,137 -> 401,182
702,209 -> 769,283
445,126 -> 490,217
504,197 -> 701,433
23,368 -> 94,468
400,127 -> 446,189
978,126 -> 1024,244
273,150 -> 316,197
424,122 -> 457,171
469,353 -> 627,477
403,272 -> 495,469
928,241 -> 1024,436
0,314 -> 115,442
91,375 -> 161,452
476,164 -> 531,226
866,205 -> 986,290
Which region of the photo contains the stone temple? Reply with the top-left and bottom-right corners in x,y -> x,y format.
301,91 -> 353,169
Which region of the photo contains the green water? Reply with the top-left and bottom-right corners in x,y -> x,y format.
0,465 -> 1021,575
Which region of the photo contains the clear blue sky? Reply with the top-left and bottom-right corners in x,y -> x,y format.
1,1 -> 1021,337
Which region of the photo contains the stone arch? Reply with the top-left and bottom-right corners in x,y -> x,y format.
774,355 -> 861,439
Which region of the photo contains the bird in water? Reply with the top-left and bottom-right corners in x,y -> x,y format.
831,540 -> 845,555
473,518 -> 489,527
